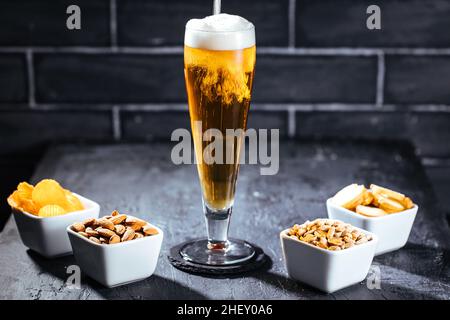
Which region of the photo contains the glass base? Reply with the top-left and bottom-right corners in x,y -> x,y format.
179,238 -> 256,266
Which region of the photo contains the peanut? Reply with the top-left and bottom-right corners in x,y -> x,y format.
97,218 -> 115,231
121,227 -> 135,242
71,222 -> 85,232
114,224 -> 126,235
96,227 -> 115,238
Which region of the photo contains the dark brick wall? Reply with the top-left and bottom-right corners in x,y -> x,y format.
117,0 -> 289,47
385,56 -> 450,104
0,0 -> 110,46
1,0 -> 450,162
122,110 -> 289,141
0,54 -> 27,103
0,110 -> 113,155
35,54 -> 185,103
296,0 -> 450,47
295,112 -> 450,157
254,56 -> 377,103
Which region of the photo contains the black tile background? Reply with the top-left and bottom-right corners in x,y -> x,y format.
0,0 -> 110,46
34,54 -> 377,104
0,54 -> 27,103
117,0 -> 289,47
385,56 -> 450,104
122,110 -> 288,141
296,0 -> 450,47
0,110 -> 113,155
35,54 -> 185,103
253,56 -> 377,103
295,112 -> 450,158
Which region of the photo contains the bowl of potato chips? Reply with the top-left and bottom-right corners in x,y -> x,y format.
7,179 -> 100,257
326,183 -> 418,256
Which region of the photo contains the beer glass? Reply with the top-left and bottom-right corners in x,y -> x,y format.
180,14 -> 256,266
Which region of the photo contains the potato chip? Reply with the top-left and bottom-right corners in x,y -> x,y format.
38,204 -> 67,217
64,190 -> 84,212
32,179 -> 68,210
7,179 -> 83,217
20,198 -> 39,215
7,191 -> 22,209
17,182 -> 34,199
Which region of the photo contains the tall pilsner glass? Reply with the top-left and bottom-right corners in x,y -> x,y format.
181,14 -> 256,265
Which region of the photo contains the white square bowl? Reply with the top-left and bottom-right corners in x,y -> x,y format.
67,217 -> 163,288
12,194 -> 100,258
326,198 -> 418,255
280,224 -> 378,293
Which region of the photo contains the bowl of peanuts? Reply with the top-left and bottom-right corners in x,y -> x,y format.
327,183 -> 418,255
67,210 -> 163,287
280,219 -> 378,293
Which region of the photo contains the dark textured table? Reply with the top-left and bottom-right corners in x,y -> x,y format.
0,141 -> 449,300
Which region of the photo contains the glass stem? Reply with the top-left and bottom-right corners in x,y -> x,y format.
203,202 -> 232,250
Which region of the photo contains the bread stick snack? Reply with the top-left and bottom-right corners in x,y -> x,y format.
332,183 -> 415,218
356,205 -> 388,217
331,184 -> 365,210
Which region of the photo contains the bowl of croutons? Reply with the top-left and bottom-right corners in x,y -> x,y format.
327,183 -> 418,255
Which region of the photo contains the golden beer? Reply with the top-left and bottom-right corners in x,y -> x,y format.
184,45 -> 256,210
179,13 -> 257,266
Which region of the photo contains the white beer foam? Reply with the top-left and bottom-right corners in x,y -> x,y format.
185,14 -> 255,50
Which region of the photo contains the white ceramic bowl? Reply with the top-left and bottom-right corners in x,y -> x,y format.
67,217 -> 163,288
12,194 -> 100,258
280,223 -> 378,293
326,198 -> 418,255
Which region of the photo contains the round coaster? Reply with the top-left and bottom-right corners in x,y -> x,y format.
168,238 -> 268,276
